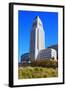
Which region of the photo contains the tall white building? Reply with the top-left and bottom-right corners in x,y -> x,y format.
30,16 -> 57,61
30,16 -> 45,60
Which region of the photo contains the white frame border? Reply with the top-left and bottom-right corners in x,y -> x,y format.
13,4 -> 64,86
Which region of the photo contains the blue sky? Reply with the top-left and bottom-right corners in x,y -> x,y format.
18,10 -> 58,62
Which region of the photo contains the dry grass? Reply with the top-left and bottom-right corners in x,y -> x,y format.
18,66 -> 58,79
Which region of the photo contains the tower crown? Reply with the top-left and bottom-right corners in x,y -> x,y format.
35,16 -> 42,24
32,16 -> 43,28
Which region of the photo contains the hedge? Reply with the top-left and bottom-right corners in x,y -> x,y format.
31,60 -> 58,68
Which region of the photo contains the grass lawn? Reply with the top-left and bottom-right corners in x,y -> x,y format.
18,66 -> 58,79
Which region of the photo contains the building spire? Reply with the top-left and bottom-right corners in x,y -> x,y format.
35,16 -> 42,24
32,16 -> 43,28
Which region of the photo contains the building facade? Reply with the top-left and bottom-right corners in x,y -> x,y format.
38,48 -> 57,60
21,53 -> 31,64
48,45 -> 58,59
30,16 -> 45,61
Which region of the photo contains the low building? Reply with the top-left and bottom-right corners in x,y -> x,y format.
48,45 -> 58,59
37,48 -> 57,60
21,53 -> 31,64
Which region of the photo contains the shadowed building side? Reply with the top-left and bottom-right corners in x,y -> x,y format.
21,53 -> 31,65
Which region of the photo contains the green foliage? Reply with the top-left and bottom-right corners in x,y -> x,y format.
18,66 -> 58,79
31,60 -> 58,68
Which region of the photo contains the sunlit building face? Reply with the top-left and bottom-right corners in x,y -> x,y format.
30,16 -> 45,60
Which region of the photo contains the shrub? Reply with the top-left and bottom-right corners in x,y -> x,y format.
34,67 -> 40,72
43,74 -> 48,78
31,60 -> 58,68
18,66 -> 58,79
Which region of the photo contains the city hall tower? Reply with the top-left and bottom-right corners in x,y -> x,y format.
30,16 -> 45,61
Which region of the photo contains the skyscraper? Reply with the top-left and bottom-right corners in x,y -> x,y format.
30,16 -> 45,61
